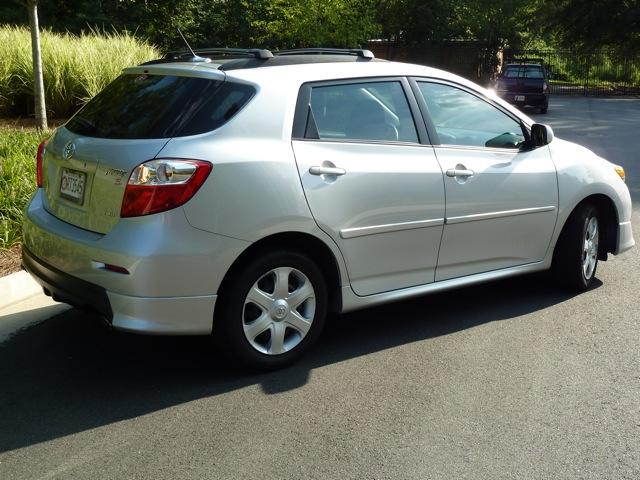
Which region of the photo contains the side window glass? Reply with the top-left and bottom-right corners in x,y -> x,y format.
417,82 -> 525,149
308,81 -> 418,143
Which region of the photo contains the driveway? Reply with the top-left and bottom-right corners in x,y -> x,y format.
1,97 -> 639,480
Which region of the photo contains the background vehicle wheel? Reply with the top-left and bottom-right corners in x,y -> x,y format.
216,251 -> 327,370
540,104 -> 548,114
552,204 -> 600,291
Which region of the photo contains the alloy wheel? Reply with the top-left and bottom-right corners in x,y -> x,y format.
582,216 -> 599,280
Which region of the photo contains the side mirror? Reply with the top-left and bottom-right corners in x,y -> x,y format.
530,123 -> 554,147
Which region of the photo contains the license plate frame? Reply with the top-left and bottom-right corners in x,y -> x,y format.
514,95 -> 525,102
60,168 -> 87,204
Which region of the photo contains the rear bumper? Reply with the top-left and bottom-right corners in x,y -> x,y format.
22,246 -> 217,334
21,189 -> 247,334
498,92 -> 548,106
22,245 -> 113,320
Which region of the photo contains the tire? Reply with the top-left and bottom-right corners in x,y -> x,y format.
215,250 -> 327,370
540,104 -> 548,114
552,204 -> 600,291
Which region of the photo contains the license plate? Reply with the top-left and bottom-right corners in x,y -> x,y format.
60,168 -> 86,204
515,95 -> 525,102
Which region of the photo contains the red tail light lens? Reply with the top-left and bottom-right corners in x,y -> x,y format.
36,139 -> 48,188
120,159 -> 212,217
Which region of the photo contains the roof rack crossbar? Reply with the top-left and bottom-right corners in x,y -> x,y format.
165,47 -> 274,60
505,57 -> 545,65
275,48 -> 375,59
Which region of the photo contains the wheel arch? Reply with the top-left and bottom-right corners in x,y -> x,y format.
555,193 -> 619,261
214,231 -> 344,317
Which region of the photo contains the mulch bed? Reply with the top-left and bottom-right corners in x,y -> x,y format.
0,117 -> 67,130
0,244 -> 22,278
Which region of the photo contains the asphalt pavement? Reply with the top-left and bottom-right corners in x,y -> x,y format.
1,96 -> 639,479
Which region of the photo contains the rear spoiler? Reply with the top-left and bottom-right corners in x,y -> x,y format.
123,64 -> 226,82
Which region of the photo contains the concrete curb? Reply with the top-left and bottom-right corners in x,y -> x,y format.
0,270 -> 43,311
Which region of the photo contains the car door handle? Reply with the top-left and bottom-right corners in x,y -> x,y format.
309,166 -> 346,176
446,168 -> 475,178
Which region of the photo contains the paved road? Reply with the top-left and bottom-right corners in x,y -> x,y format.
1,97 -> 639,479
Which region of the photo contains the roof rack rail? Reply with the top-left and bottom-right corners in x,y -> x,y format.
505,57 -> 544,65
164,47 -> 274,60
275,48 -> 375,59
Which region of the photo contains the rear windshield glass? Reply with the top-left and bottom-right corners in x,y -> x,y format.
66,74 -> 255,139
503,67 -> 545,79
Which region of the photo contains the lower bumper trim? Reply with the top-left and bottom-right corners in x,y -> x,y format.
21,246 -> 113,321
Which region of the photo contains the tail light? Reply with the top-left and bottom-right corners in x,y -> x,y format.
120,158 -> 212,217
543,82 -> 549,92
36,139 -> 48,188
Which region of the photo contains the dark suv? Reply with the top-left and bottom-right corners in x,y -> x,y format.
495,62 -> 550,113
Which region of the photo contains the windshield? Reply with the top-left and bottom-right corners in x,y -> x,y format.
66,74 -> 255,139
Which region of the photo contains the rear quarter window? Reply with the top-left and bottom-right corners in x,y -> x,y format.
66,74 -> 255,139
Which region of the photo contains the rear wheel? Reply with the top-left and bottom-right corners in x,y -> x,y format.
540,104 -> 548,114
216,251 -> 327,370
552,204 -> 600,291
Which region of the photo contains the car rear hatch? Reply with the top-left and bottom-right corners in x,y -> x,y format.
497,76 -> 519,93
499,65 -> 545,94
520,77 -> 544,94
43,130 -> 168,233
41,65 -> 253,234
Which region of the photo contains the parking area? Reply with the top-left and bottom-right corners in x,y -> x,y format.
1,97 -> 639,479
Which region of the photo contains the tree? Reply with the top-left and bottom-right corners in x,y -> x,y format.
243,0 -> 380,48
540,0 -> 640,54
16,0 -> 47,130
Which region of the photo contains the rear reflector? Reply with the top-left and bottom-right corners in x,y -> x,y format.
120,159 -> 212,217
92,260 -> 130,274
104,263 -> 130,274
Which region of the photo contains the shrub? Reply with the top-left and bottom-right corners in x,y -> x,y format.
0,127 -> 43,249
0,26 -> 160,118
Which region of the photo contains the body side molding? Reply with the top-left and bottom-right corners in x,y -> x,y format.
445,205 -> 556,225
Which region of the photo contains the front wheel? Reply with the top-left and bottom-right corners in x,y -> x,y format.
215,251 -> 327,370
552,204 -> 600,291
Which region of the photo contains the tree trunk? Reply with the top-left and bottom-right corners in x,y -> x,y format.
27,0 -> 47,131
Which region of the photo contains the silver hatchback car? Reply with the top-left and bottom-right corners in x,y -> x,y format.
23,48 -> 634,369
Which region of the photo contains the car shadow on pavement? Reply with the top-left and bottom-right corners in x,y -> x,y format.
0,272 -> 596,452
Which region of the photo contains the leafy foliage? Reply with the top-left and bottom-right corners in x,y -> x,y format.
2,0 -> 638,56
244,0 -> 379,48
0,127 -> 43,249
539,0 -> 640,54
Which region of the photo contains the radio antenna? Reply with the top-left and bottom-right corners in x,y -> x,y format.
176,27 -> 211,63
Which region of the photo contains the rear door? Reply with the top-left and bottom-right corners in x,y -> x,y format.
412,79 -> 558,281
292,78 -> 446,296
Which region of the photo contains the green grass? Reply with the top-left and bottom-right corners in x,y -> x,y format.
0,127 -> 45,249
0,26 -> 160,118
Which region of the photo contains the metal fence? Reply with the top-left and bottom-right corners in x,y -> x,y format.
504,49 -> 640,96
368,42 -> 640,96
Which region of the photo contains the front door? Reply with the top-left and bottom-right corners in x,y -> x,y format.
413,80 -> 558,281
292,79 -> 445,296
